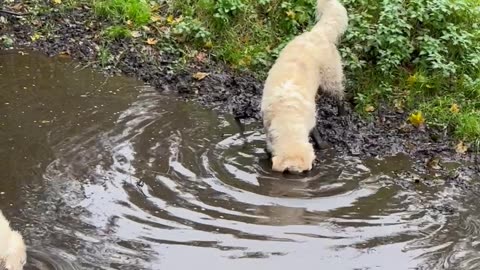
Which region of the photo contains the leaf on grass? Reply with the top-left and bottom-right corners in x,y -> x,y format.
195,52 -> 207,62
146,38 -> 157,45
204,41 -> 213,49
286,10 -> 295,19
364,105 -> 375,113
30,33 -> 42,41
52,0 -> 62,4
455,141 -> 468,154
394,99 -> 404,113
192,72 -> 209,81
151,15 -> 162,23
131,31 -> 142,38
450,103 -> 460,114
166,15 -> 175,25
408,111 -> 425,128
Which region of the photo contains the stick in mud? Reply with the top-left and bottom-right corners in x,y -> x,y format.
0,10 -> 28,16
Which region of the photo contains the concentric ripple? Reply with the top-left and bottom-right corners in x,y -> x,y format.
1,50 -> 479,270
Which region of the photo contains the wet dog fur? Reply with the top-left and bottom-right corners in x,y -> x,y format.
0,211 -> 26,270
261,0 -> 349,173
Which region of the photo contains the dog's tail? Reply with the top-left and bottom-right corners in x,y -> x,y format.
314,0 -> 348,43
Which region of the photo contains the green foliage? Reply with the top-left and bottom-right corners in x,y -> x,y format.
166,0 -> 316,70
172,17 -> 211,45
103,26 -> 132,40
339,0 -> 480,140
94,0 -> 151,26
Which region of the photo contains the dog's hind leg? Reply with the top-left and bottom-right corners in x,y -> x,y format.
319,52 -> 345,101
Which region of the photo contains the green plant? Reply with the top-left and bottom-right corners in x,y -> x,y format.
172,17 -> 211,44
103,26 -> 132,40
98,46 -> 112,67
94,0 -> 152,25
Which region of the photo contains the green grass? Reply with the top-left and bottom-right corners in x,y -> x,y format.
102,25 -> 132,40
93,0 -> 152,26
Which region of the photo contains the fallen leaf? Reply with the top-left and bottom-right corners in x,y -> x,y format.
126,20 -> 132,26
52,0 -> 62,4
204,41 -> 213,49
141,26 -> 151,32
30,33 -> 42,41
364,105 -> 375,113
394,99 -> 404,113
192,72 -> 209,80
407,74 -> 417,85
11,3 -> 24,11
166,15 -> 175,24
426,156 -> 442,170
450,103 -> 460,114
286,10 -> 295,19
195,52 -> 207,62
455,141 -> 468,154
146,38 -> 157,45
408,111 -> 425,128
151,15 -> 162,23
131,31 -> 142,38
57,51 -> 70,58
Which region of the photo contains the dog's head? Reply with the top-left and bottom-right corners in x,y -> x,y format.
271,144 -> 315,174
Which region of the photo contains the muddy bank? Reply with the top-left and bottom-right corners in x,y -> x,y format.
1,5 -> 478,167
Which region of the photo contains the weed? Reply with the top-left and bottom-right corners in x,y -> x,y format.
103,26 -> 132,40
98,46 -> 112,67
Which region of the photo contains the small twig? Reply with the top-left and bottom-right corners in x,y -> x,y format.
0,9 -> 28,17
234,116 -> 247,143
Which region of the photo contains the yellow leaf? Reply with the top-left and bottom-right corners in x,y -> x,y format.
52,0 -> 62,4
455,141 -> 468,154
151,15 -> 162,23
407,74 -> 417,85
408,111 -> 425,128
126,20 -> 132,26
364,105 -> 375,113
166,15 -> 175,24
192,72 -> 209,80
204,41 -> 213,49
31,33 -> 42,41
286,10 -> 295,19
146,38 -> 157,45
450,103 -> 460,114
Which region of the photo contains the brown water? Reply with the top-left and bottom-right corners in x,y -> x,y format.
1,50 -> 479,270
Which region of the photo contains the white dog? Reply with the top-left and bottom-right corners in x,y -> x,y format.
0,211 -> 26,270
261,0 -> 349,173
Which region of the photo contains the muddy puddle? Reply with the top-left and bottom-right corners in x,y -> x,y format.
1,50 -> 479,270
